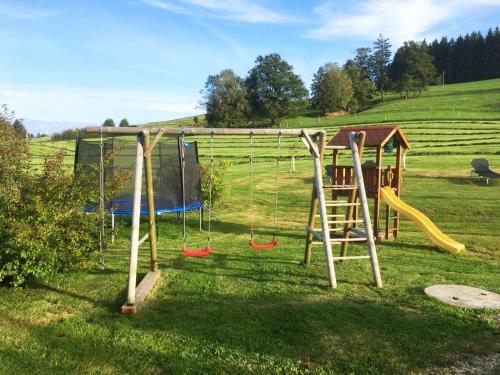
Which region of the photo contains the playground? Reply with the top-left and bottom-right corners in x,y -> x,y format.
1,81 -> 500,374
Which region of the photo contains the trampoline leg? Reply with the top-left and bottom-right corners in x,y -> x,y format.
199,208 -> 202,231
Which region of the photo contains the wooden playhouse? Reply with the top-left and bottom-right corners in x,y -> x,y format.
325,125 -> 411,241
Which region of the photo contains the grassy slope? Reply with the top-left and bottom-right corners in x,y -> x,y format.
4,79 -> 500,374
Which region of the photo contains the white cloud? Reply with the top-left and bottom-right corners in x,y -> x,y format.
0,2 -> 58,19
138,0 -> 190,14
140,0 -> 300,23
306,0 -> 500,44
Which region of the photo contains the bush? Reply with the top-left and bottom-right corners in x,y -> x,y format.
0,114 -> 100,286
200,160 -> 230,205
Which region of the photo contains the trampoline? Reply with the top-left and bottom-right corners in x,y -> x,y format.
75,136 -> 202,215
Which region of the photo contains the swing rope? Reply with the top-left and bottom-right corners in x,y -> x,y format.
181,129 -> 213,257
248,129 -> 281,250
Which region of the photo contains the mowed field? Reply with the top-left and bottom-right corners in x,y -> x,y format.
2,79 -> 499,374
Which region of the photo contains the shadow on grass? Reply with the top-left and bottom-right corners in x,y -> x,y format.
4,286 -> 496,374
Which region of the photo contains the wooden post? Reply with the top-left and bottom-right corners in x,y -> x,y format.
384,165 -> 392,240
126,134 -> 144,305
311,133 -> 337,287
373,147 -> 382,241
304,134 -> 326,264
143,132 -> 158,272
394,144 -> 403,238
349,132 -> 382,287
340,132 -> 366,258
331,149 -> 339,232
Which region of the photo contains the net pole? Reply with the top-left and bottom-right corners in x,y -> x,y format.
181,130 -> 187,249
207,130 -> 214,247
98,130 -> 105,269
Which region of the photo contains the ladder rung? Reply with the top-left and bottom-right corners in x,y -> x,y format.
333,255 -> 370,260
324,202 -> 360,207
315,214 -> 345,218
313,237 -> 367,244
328,219 -> 364,225
323,185 -> 357,190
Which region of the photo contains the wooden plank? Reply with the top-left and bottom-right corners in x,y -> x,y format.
306,226 -> 323,241
121,271 -> 161,313
86,126 -> 323,137
333,255 -> 370,260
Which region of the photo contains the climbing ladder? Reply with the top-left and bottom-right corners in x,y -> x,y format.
304,131 -> 382,288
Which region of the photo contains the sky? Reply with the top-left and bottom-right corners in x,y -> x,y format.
1,0 -> 500,134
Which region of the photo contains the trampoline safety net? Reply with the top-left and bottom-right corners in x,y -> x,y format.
75,137 -> 202,215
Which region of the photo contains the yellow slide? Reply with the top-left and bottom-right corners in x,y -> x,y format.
380,186 -> 465,254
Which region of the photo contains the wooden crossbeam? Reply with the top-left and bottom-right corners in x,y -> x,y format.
121,271 -> 161,313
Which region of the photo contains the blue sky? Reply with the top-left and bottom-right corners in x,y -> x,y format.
1,0 -> 500,134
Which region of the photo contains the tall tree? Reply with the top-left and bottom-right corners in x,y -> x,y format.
12,119 -> 27,138
311,63 -> 353,114
354,47 -> 372,76
391,41 -> 437,97
344,61 -> 375,111
103,118 -> 115,127
119,118 -> 130,127
370,34 -> 392,101
246,53 -> 308,125
200,69 -> 249,127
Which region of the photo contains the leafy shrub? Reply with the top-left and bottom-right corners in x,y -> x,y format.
0,113 -> 100,286
200,159 -> 230,205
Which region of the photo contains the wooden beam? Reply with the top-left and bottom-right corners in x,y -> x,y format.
304,132 -> 326,264
394,144 -> 403,238
126,135 -> 144,305
86,126 -> 323,137
143,132 -> 158,272
348,132 -> 382,288
144,129 -> 165,157
121,271 -> 161,313
374,147 -> 382,241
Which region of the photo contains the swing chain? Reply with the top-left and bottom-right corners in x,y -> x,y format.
272,129 -> 282,240
249,130 -> 254,242
207,130 -> 214,247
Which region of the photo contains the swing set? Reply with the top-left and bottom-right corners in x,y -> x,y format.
179,129 -> 282,256
85,126 -> 333,313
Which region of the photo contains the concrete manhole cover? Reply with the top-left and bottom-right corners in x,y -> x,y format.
424,285 -> 500,309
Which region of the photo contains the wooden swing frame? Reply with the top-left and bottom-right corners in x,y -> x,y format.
85,126 -> 326,313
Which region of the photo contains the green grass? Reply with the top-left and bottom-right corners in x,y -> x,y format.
3,79 -> 500,374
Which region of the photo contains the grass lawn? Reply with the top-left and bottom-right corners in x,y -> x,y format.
2,79 -> 499,374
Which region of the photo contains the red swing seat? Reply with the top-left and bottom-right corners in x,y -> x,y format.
248,240 -> 278,250
182,247 -> 212,257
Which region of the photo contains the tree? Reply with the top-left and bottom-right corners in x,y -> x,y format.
103,118 -> 115,127
391,40 -> 437,98
370,34 -> 392,101
344,61 -> 375,111
200,69 -> 249,127
246,53 -> 308,125
354,47 -> 372,76
12,119 -> 27,138
311,63 -> 353,114
119,118 -> 130,127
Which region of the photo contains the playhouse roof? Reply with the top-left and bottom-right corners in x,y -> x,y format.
326,125 -> 411,149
